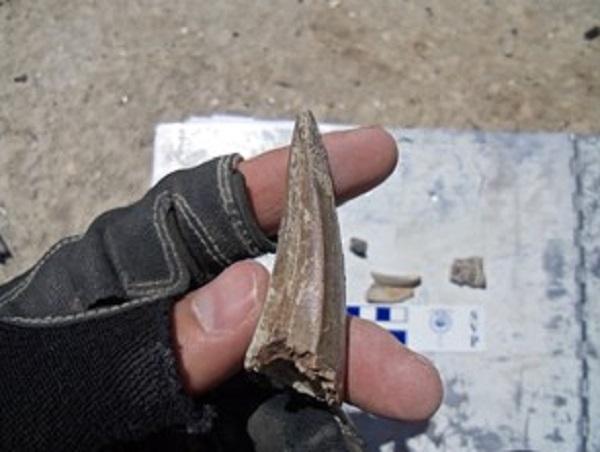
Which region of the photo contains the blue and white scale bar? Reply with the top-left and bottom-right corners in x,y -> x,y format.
347,305 -> 408,344
347,304 -> 486,352
347,305 -> 408,322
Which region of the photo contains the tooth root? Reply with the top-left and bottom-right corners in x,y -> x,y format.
244,110 -> 346,406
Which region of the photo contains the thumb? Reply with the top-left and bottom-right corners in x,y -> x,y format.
172,260 -> 269,395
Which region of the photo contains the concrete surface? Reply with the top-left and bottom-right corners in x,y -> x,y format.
1,0 -> 599,280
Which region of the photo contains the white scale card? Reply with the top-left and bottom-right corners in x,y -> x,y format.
154,115 -> 591,450
153,116 -> 486,354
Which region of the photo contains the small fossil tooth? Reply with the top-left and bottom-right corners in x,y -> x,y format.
349,237 -> 368,258
366,285 -> 415,304
450,256 -> 486,289
370,271 -> 421,288
244,111 -> 346,406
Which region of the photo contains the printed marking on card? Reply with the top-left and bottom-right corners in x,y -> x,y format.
346,305 -> 485,352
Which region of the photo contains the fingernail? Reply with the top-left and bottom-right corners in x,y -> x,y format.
191,268 -> 258,333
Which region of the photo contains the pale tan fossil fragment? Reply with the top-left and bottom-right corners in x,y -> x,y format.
366,285 -> 415,304
370,271 -> 421,288
244,111 -> 346,406
366,272 -> 420,303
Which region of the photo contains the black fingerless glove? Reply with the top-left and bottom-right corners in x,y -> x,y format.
0,155 -> 274,451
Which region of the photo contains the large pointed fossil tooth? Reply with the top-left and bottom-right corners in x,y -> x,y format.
244,110 -> 346,406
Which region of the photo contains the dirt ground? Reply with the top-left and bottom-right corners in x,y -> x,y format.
1,0 -> 599,280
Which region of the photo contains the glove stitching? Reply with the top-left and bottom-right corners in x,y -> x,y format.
2,292 -> 164,325
121,191 -> 183,293
0,236 -> 81,310
218,154 -> 261,256
0,191 -> 186,317
172,193 -> 230,268
0,155 -> 268,323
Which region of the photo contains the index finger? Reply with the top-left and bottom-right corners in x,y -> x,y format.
238,126 -> 398,236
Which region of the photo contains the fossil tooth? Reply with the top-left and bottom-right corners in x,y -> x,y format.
370,271 -> 421,288
244,110 -> 346,406
366,285 -> 415,304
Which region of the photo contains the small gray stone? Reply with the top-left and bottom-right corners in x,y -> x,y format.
450,256 -> 486,289
349,237 -> 367,258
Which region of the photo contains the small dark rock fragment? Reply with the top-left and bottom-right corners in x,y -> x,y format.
275,80 -> 292,88
0,233 -> 11,264
13,74 -> 28,83
584,26 -> 599,41
450,256 -> 486,289
349,237 -> 367,258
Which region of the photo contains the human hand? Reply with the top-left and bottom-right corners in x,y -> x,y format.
0,124 -> 442,451
173,126 -> 443,422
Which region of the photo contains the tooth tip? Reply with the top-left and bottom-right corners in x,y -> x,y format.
296,109 -> 315,120
292,110 -> 323,155
294,110 -> 318,131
